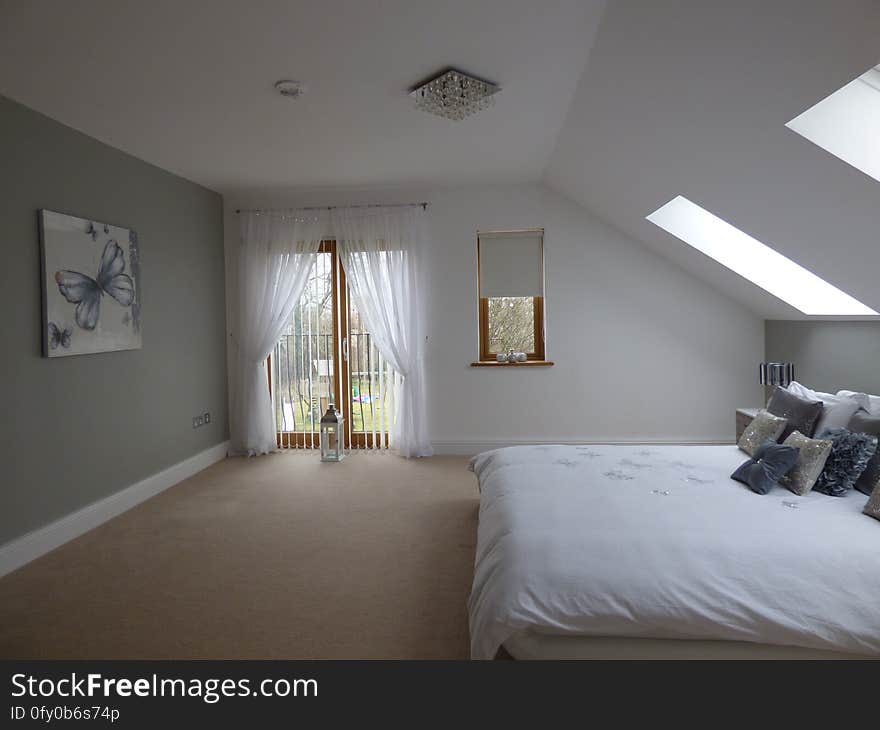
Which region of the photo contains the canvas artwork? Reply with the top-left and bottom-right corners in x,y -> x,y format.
39,209 -> 141,357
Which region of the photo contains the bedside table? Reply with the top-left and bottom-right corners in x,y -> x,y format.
735,408 -> 761,442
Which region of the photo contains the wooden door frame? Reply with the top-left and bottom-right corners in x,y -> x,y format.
337,247 -> 353,449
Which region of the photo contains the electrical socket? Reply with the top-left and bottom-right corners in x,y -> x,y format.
192,412 -> 211,429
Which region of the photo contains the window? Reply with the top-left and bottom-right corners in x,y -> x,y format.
474,229 -> 550,365
646,196 -> 877,315
786,65 -> 880,183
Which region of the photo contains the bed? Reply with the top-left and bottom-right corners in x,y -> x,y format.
468,444 -> 880,660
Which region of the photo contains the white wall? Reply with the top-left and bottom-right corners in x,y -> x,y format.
543,0 -> 880,320
224,183 -> 764,452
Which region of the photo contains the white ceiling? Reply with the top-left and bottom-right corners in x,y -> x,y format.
4,0 -> 880,321
0,0 -> 605,194
545,0 -> 880,320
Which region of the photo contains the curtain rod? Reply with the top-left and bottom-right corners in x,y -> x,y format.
234,202 -> 429,214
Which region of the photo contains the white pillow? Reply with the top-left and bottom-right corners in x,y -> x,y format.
837,389 -> 878,415
786,381 -> 862,435
787,381 -> 834,401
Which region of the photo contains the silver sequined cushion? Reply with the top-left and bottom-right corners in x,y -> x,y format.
737,410 -> 788,457
864,484 -> 880,522
780,431 -> 833,496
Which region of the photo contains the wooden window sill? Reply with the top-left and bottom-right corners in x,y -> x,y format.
470,360 -> 554,367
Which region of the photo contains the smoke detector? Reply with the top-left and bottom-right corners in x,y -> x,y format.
274,80 -> 307,99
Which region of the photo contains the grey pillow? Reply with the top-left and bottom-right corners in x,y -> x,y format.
814,427 -> 878,497
848,411 -> 880,496
737,410 -> 787,457
766,387 -> 824,439
731,442 -> 800,495
779,430 -> 833,496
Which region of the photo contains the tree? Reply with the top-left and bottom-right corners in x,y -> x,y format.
487,297 -> 534,353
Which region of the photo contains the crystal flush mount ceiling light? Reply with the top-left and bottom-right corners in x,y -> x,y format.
410,68 -> 500,121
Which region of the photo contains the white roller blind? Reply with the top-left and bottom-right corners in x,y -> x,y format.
478,230 -> 544,298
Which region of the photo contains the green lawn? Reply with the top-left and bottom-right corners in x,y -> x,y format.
276,377 -> 393,434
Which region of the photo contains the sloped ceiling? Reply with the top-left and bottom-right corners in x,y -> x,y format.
3,0 -> 878,320
544,0 -> 880,319
0,0 -> 605,192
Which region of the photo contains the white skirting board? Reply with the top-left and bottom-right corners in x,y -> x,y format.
0,441 -> 229,578
431,438 -> 732,456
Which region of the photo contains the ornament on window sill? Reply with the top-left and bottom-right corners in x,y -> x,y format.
496,350 -> 527,363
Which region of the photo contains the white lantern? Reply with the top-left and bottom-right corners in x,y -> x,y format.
320,404 -> 345,462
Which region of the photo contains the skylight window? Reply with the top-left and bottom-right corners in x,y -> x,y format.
646,196 -> 877,315
786,65 -> 880,183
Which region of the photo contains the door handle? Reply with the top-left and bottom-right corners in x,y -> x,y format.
342,336 -> 349,362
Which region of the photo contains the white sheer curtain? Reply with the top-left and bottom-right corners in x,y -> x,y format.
333,206 -> 432,457
231,210 -> 326,455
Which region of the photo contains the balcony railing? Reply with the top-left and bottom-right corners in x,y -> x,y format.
272,331 -> 397,448
273,333 -> 334,435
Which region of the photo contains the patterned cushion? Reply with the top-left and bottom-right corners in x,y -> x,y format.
737,410 -> 788,457
814,427 -> 878,497
847,411 -> 880,496
766,386 -> 823,439
731,443 -> 800,495
779,431 -> 833,496
864,484 -> 880,522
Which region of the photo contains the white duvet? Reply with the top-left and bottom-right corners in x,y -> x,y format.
468,444 -> 880,659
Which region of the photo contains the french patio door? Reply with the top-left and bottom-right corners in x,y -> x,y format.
269,241 -> 396,449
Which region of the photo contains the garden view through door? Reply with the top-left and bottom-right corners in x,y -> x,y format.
345,288 -> 399,449
271,242 -> 396,449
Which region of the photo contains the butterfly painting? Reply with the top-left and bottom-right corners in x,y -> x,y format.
55,239 -> 134,330
47,322 -> 72,350
39,210 -> 141,357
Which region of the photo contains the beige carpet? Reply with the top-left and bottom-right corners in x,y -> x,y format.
0,453 -> 479,659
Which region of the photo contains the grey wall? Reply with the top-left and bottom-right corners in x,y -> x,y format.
766,321 -> 880,396
0,95 -> 228,546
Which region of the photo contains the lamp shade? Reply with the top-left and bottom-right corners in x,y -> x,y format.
759,362 -> 794,387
